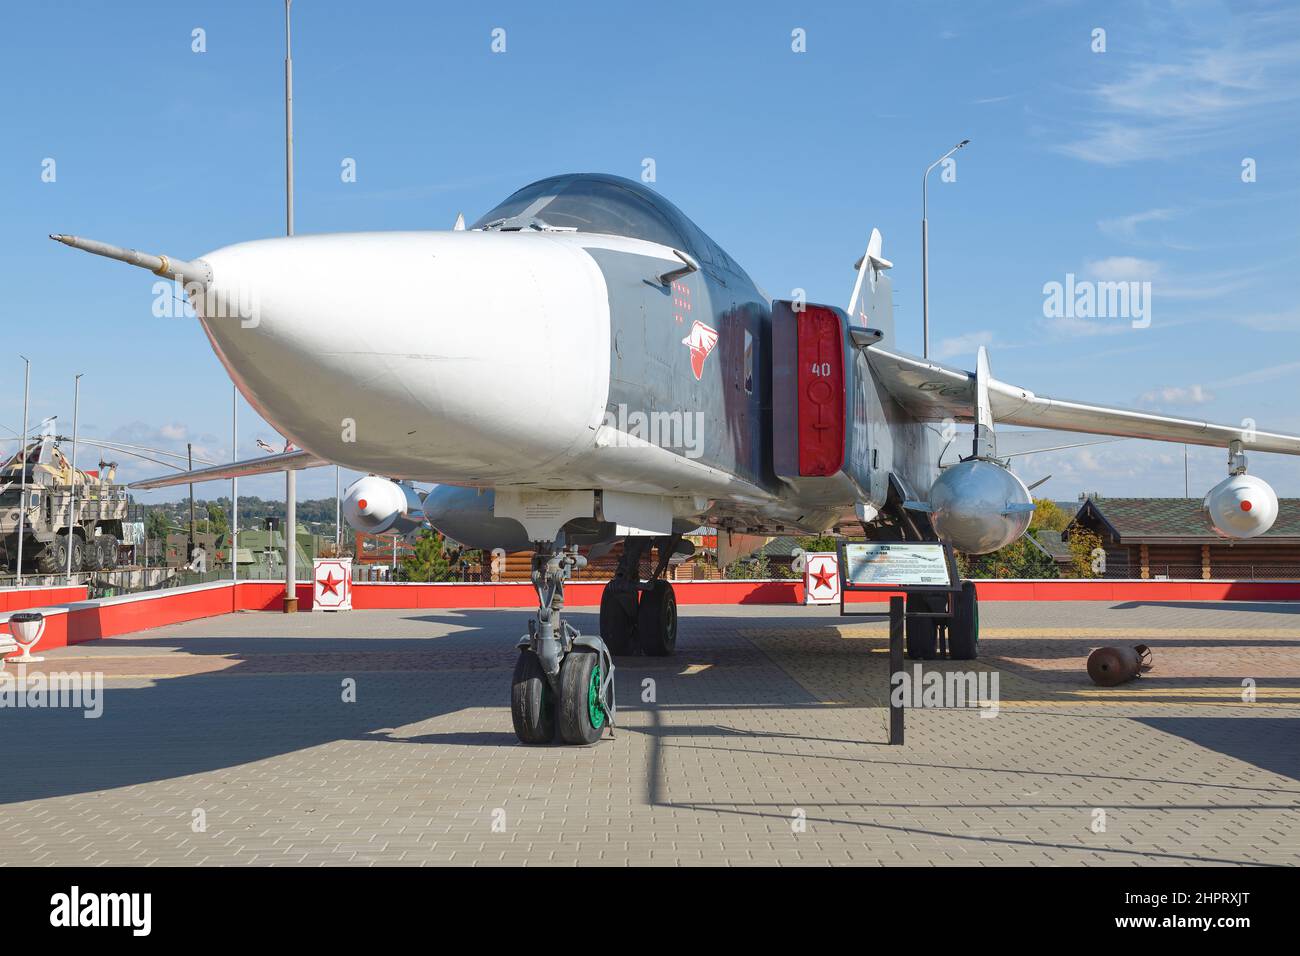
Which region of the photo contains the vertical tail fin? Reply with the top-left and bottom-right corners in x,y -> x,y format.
847,228 -> 894,344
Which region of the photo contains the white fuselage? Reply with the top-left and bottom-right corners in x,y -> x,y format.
200,231 -> 609,482
194,230 -> 779,513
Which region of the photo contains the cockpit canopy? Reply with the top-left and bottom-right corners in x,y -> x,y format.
472,173 -> 745,279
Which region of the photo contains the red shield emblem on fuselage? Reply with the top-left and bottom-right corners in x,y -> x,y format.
682,320 -> 719,380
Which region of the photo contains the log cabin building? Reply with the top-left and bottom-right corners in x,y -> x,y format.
1064,497 -> 1300,579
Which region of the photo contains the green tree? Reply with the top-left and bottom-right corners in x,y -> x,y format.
1029,498 -> 1071,532
958,538 -> 1059,579
796,534 -> 840,552
1068,528 -> 1103,578
145,509 -> 171,540
399,530 -> 455,582
206,503 -> 229,537
724,554 -> 772,579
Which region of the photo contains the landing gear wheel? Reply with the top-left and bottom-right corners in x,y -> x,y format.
510,651 -> 555,744
905,592 -> 941,660
558,650 -> 607,745
599,585 -> 636,655
636,580 -> 677,657
948,581 -> 979,660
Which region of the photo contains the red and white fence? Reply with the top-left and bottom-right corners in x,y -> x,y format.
3,577 -> 1299,654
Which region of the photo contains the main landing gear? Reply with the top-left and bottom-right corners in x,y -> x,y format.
597,536 -> 680,657
511,542 -> 616,746
905,580 -> 980,661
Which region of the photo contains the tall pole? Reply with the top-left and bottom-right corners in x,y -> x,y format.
921,203 -> 928,358
187,442 -> 195,562
232,384 -> 238,585
335,466 -> 340,552
921,139 -> 969,359
66,373 -> 82,581
282,0 -> 299,612
15,356 -> 30,586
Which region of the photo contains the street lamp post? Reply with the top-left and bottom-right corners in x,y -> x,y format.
921,139 -> 970,359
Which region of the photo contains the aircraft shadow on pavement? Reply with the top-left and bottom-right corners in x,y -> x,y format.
1108,600 -> 1300,615
1,607 -> 1296,804
1136,716 -> 1300,783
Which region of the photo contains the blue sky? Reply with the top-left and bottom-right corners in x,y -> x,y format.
2,0 -> 1298,503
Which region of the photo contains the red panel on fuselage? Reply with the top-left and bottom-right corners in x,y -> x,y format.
797,307 -> 846,476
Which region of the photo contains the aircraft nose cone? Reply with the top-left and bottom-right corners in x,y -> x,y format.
194,231 -> 609,481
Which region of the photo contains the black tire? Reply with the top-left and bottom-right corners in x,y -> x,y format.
68,535 -> 85,574
558,650 -> 607,745
636,580 -> 677,656
99,535 -> 119,570
85,536 -> 105,572
599,585 -> 637,655
510,651 -> 555,744
36,537 -> 67,575
948,581 -> 979,660
905,592 -> 941,660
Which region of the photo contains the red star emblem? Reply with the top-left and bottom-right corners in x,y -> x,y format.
319,571 -> 342,596
810,563 -> 835,591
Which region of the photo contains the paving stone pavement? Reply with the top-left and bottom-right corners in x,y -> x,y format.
0,601 -> 1297,866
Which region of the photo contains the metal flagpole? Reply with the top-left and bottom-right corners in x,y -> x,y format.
66,373 -> 82,580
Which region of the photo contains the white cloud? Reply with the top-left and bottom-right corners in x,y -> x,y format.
1085,256 -> 1161,282
1054,10 -> 1300,165
1210,361 -> 1300,389
1097,208 -> 1175,243
1136,384 -> 1214,406
1235,309 -> 1300,332
936,330 -> 993,359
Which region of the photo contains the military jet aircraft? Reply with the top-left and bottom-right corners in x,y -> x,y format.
51,172 -> 1300,745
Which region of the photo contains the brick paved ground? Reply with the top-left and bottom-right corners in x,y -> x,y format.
0,601 -> 1297,865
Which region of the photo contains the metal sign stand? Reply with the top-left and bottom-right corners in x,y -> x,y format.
838,540 -> 962,746
888,595 -> 904,745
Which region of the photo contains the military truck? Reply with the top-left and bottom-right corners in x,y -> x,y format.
0,435 -> 129,575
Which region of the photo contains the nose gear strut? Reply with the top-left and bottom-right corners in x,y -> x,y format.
511,540 -> 616,745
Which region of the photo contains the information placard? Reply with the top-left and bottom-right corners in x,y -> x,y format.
842,542 -> 952,587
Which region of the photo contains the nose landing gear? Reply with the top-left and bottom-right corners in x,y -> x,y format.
511,542 -> 616,745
